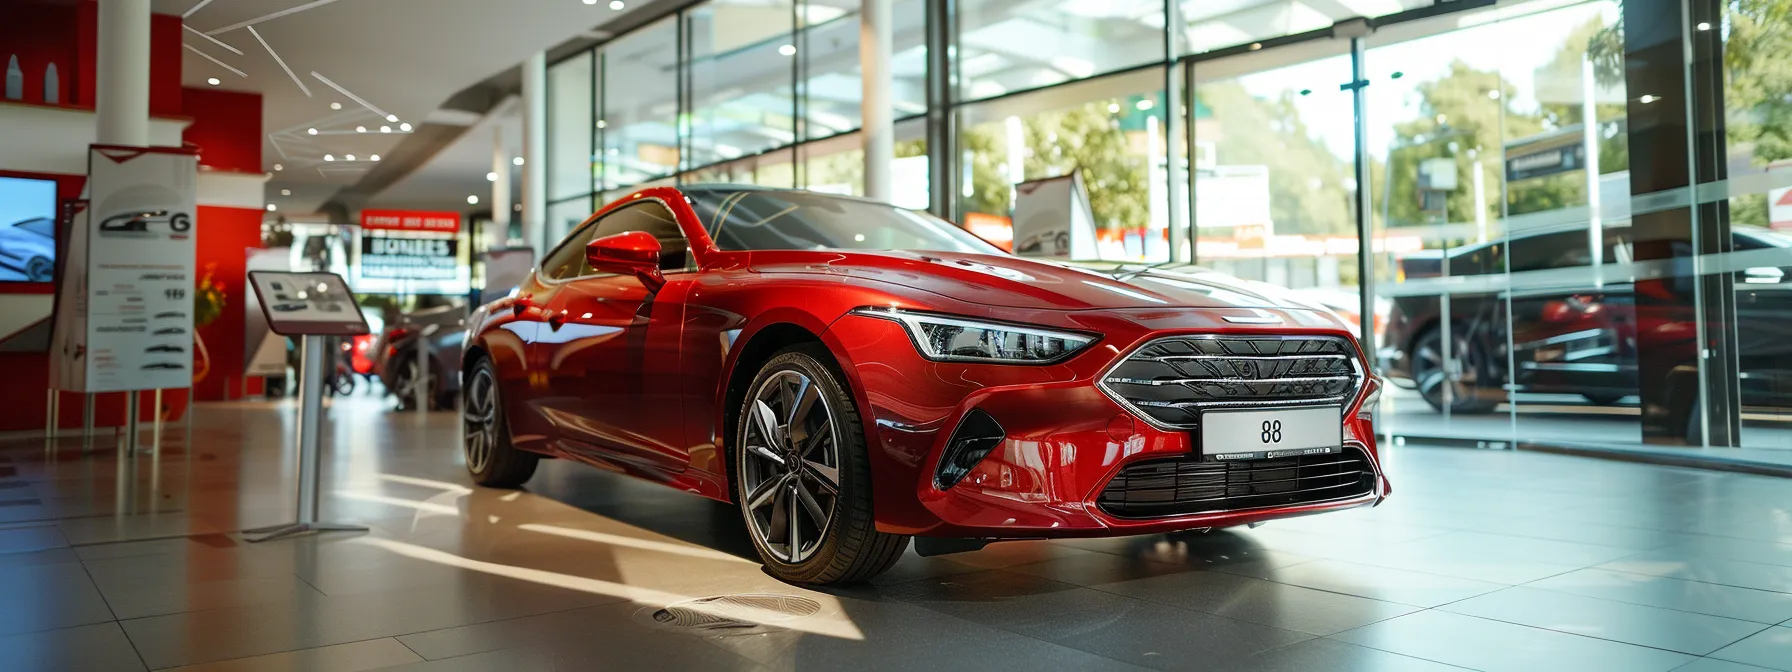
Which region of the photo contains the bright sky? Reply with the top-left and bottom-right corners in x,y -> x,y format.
1230,0 -> 1617,162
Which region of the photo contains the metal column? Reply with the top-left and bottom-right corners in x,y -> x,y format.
244,335 -> 368,542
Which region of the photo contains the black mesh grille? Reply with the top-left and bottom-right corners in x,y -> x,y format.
1096,447 -> 1375,519
1102,336 -> 1360,428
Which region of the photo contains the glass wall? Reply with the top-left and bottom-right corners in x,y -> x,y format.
544,0 -> 1792,452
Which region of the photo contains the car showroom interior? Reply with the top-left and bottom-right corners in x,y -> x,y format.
1,0 -> 1790,670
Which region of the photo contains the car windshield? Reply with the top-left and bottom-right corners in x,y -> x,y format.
13,218 -> 52,238
685,187 -> 1003,255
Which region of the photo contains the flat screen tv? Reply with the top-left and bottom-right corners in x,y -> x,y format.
0,176 -> 57,283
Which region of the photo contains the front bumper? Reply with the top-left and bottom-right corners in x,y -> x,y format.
824,308 -> 1390,539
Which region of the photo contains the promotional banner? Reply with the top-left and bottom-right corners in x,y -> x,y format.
243,246 -> 291,377
360,209 -> 459,233
1011,172 -> 1099,260
51,145 -> 199,393
359,234 -> 458,280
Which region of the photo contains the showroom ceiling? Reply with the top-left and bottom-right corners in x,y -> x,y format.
159,0 -> 652,216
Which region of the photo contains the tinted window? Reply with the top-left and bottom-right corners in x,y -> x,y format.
586,201 -> 692,273
1508,231 -> 1594,273
687,188 -> 1002,254
539,216 -> 602,280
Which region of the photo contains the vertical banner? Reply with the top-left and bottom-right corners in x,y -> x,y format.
51,146 -> 199,393
243,246 -> 291,377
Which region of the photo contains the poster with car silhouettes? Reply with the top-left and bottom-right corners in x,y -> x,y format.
50,145 -> 199,393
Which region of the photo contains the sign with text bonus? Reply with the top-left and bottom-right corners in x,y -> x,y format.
360,209 -> 460,233
359,234 -> 458,280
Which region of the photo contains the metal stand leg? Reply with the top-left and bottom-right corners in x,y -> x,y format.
82,393 -> 94,453
124,393 -> 139,454
151,388 -> 162,454
245,334 -> 368,543
45,388 -> 58,452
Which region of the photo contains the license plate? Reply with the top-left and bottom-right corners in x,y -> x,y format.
1199,406 -> 1342,460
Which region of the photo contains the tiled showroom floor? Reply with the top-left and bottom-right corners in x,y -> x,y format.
0,396 -> 1788,671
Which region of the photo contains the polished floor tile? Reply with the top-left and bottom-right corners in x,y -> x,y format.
1093,568 -> 1420,636
1527,567 -> 1792,624
0,397 -> 1789,670
1708,626 -> 1792,671
165,637 -> 423,671
1333,609 -> 1696,672
1439,586 -> 1769,655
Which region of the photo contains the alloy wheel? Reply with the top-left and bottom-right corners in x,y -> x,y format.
1413,329 -> 1483,410
741,369 -> 841,564
463,366 -> 497,473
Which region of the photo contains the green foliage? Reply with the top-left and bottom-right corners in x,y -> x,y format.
960,100 -> 1151,230
1199,83 -> 1354,236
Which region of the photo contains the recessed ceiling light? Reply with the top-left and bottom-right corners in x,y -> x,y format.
380,125 -> 391,133
324,154 -> 334,161
1640,94 -> 1658,104
1107,102 -> 1120,114
307,128 -> 318,135
273,163 -> 283,171
1697,21 -> 1712,30
280,189 -> 291,196
386,114 -> 399,122
207,77 -> 220,86
370,154 -> 380,161
467,195 -> 480,204
356,126 -> 366,133
399,122 -> 413,132
513,204 -> 522,211
345,154 -> 356,161
596,119 -> 607,129
778,44 -> 796,56
266,204 -> 277,211
582,0 -> 596,4
330,102 -> 342,110
1135,99 -> 1154,110
609,0 -> 624,8
487,172 -> 498,182
512,156 -> 525,166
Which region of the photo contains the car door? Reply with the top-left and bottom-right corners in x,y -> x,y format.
534,200 -> 696,474
499,221 -> 603,453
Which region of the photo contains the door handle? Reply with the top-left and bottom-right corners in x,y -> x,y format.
511,293 -> 534,317
546,310 -> 565,330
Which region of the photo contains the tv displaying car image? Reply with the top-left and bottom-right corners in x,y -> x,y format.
0,177 -> 57,282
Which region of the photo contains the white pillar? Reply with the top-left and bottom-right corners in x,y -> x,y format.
491,124 -> 512,250
860,0 -> 894,203
520,51 -> 547,254
97,0 -> 151,146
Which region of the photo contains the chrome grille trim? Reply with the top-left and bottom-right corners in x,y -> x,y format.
1098,334 -> 1364,430
1095,445 -> 1378,519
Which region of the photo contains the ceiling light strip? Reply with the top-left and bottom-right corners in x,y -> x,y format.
183,43 -> 246,77
182,0 -> 215,18
249,26 -> 311,97
204,0 -> 342,35
182,24 -> 242,55
309,71 -> 390,119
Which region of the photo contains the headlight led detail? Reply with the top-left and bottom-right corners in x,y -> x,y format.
853,308 -> 1095,364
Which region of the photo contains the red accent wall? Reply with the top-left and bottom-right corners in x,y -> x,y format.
2,2 -> 182,114
190,205 -> 266,402
182,88 -> 263,174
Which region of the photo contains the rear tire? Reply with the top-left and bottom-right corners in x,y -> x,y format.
463,357 -> 537,488
1409,325 -> 1499,414
735,345 -> 908,584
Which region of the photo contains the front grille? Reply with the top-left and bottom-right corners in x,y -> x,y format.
1101,335 -> 1360,429
1097,447 -> 1375,519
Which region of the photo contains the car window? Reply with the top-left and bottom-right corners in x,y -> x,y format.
685,188 -> 1002,254
583,201 -> 694,274
1508,231 -> 1594,273
538,216 -> 603,281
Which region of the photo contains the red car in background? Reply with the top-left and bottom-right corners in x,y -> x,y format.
461,186 -> 1388,584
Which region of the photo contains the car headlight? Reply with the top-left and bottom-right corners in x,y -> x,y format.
853,308 -> 1095,364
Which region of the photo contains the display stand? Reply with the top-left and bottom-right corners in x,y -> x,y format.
241,271 -> 373,543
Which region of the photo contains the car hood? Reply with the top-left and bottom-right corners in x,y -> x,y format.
746,250 -> 1341,314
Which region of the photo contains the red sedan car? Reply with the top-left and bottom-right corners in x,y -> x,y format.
461,185 -> 1388,584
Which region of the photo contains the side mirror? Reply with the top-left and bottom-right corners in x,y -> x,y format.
1743,266 -> 1785,284
586,231 -> 665,292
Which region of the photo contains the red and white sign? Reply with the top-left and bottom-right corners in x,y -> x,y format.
1769,186 -> 1792,231
360,209 -> 460,233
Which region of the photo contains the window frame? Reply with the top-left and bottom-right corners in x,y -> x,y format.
536,196 -> 698,285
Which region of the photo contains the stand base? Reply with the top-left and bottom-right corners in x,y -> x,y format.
242,521 -> 369,543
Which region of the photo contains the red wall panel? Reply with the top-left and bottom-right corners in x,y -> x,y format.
190,205 -> 267,402
182,88 -> 264,173
1,2 -> 183,113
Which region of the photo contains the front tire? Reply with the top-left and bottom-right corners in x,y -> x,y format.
463,357 -> 537,488
1410,325 -> 1499,414
736,346 -> 908,584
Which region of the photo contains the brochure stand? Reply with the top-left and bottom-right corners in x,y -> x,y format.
241,271 -> 373,543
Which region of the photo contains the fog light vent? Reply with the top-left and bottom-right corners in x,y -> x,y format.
936,409 -> 1005,490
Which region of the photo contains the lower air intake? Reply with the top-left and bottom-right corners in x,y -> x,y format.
1096,446 -> 1375,519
